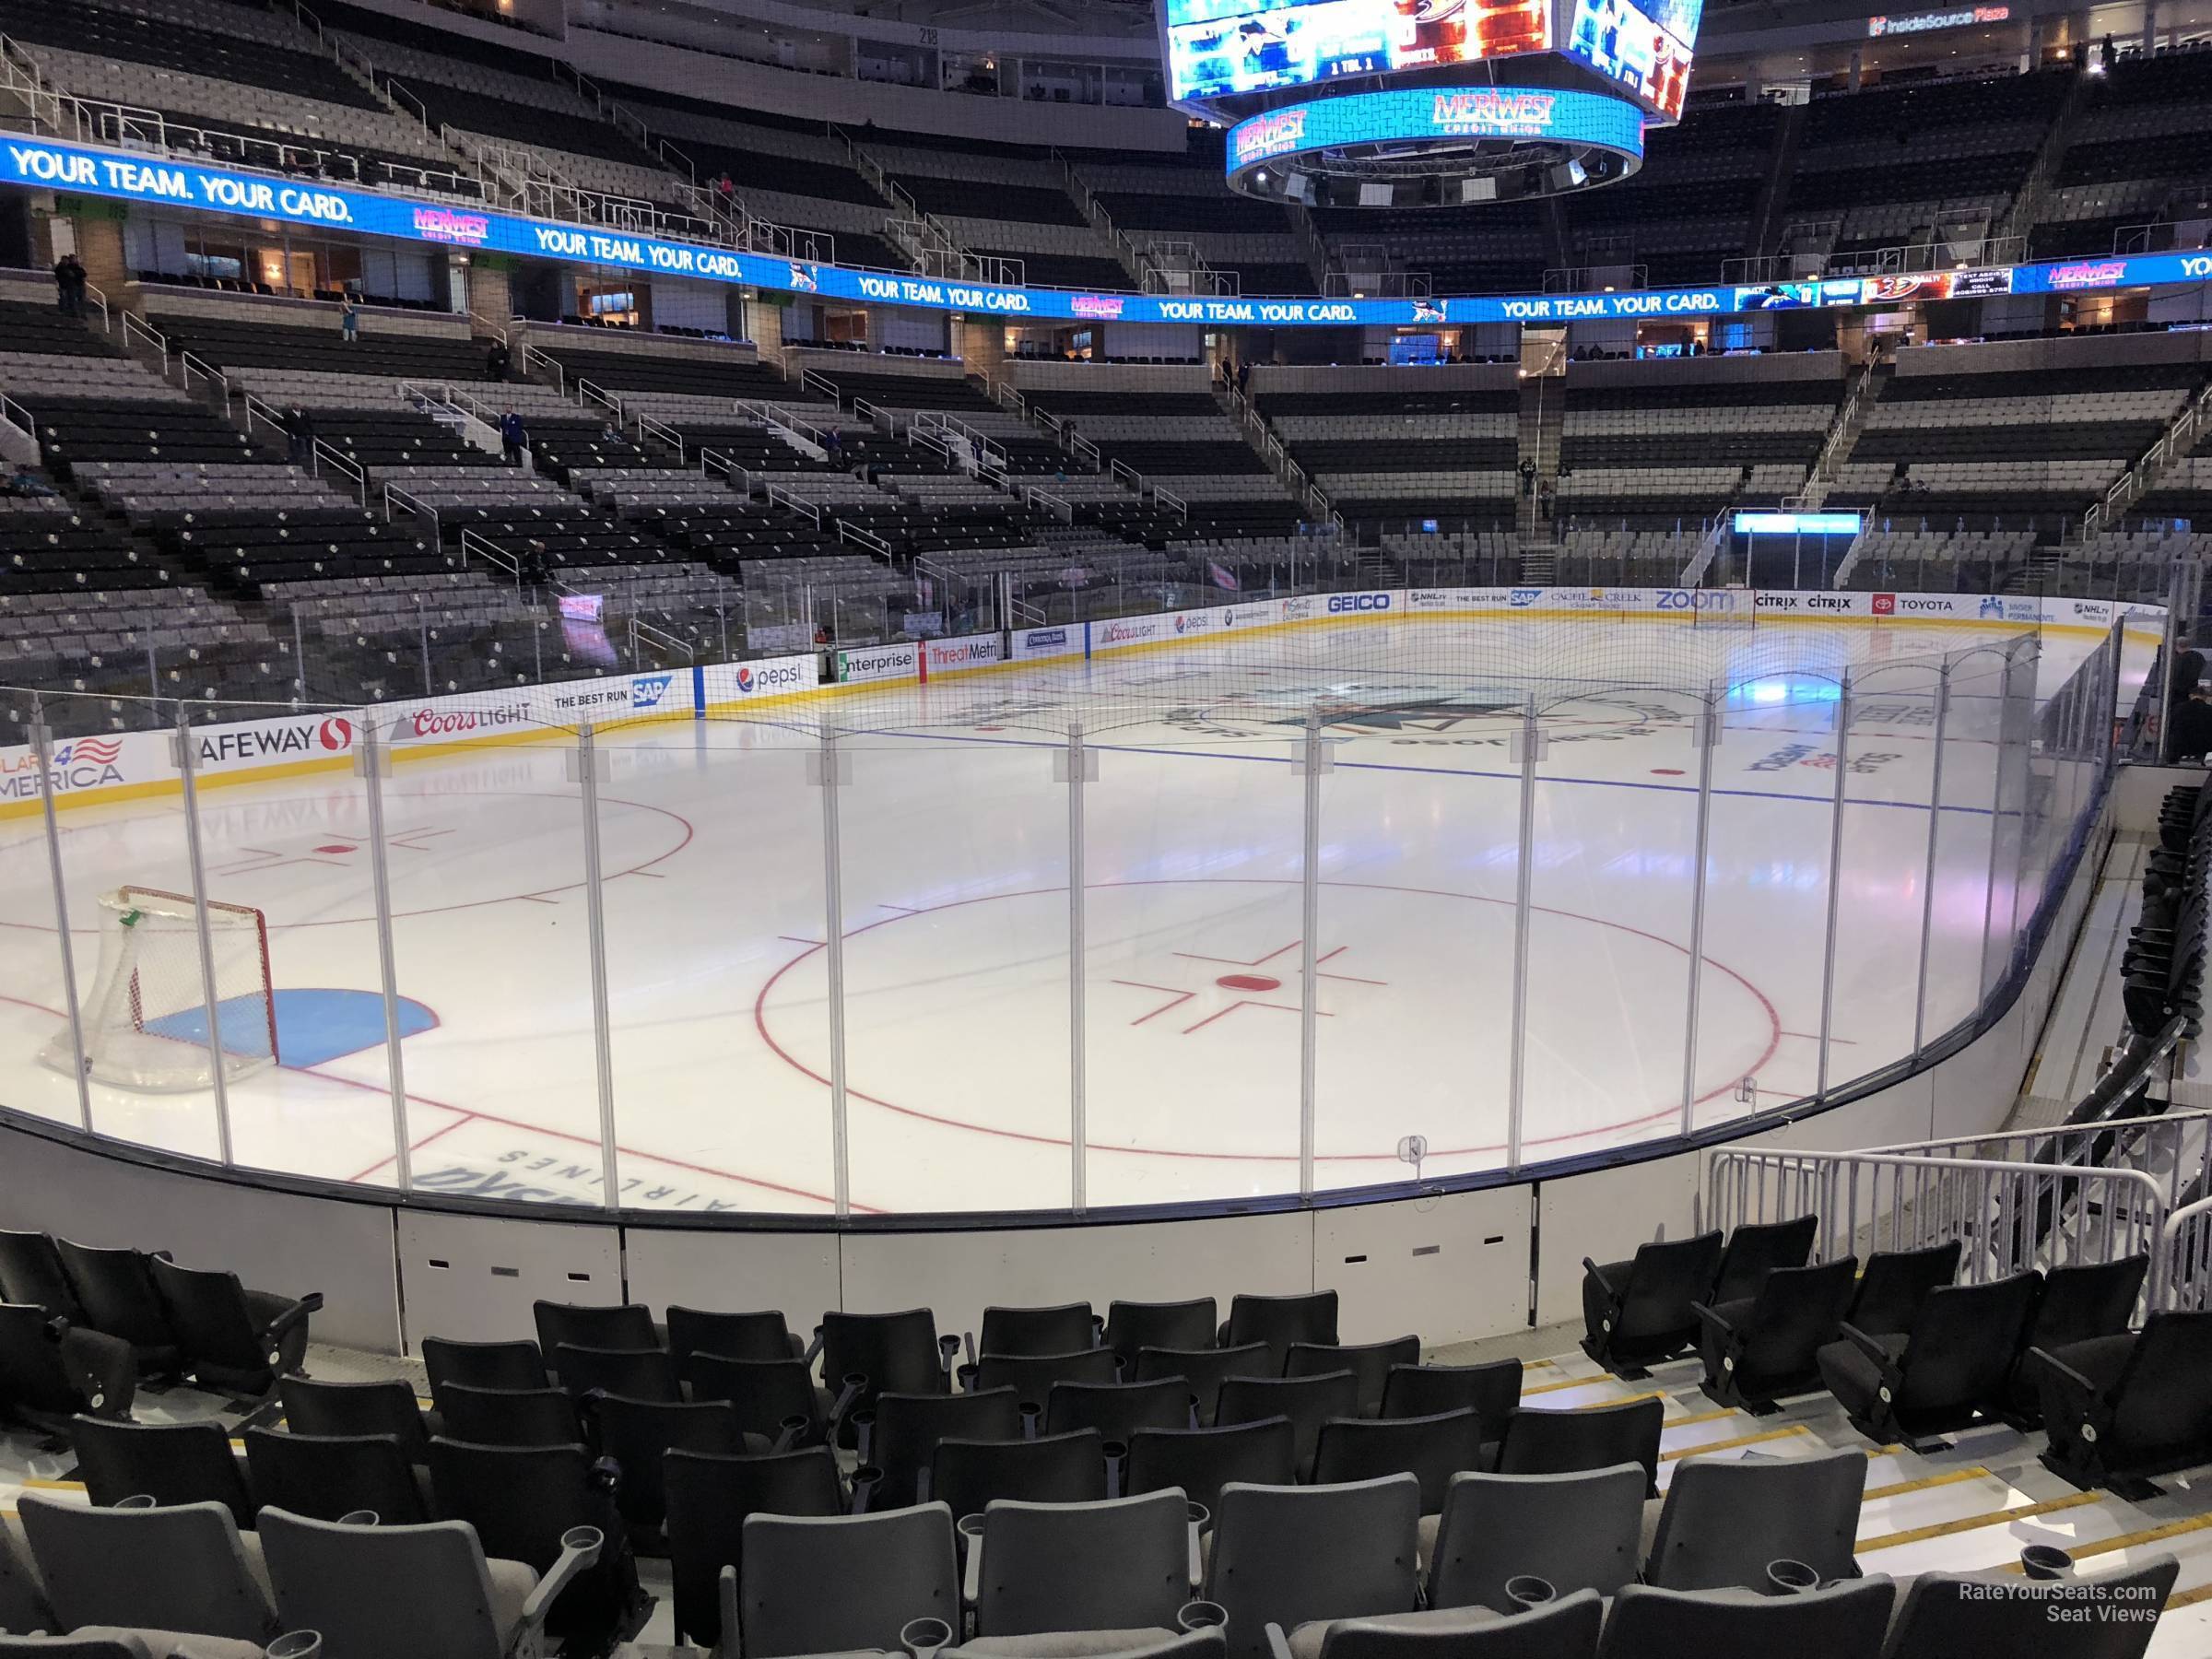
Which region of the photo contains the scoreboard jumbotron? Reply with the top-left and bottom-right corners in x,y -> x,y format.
1163,0 -> 1705,206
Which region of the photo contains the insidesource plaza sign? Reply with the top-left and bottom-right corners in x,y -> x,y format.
8,135 -> 2212,326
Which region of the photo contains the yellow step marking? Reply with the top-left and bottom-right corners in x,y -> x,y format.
1659,1405 -> 1745,1431
1857,1491 -> 2102,1554
1574,1389 -> 1668,1412
1864,1465 -> 1992,1502
19,1479 -> 86,1492
1524,1373 -> 1625,1397
1994,1509 -> 2212,1572
1662,1424 -> 1812,1461
2164,1583 -> 2212,1610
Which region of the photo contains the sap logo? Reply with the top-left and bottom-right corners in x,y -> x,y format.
1871,594 -> 1897,616
1509,589 -> 1542,608
631,674 -> 675,710
1327,594 -> 1392,614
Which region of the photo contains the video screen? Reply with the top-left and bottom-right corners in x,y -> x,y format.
1561,0 -> 1694,118
1164,0 -> 1551,103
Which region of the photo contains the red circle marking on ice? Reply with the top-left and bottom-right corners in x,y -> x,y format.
1215,973 -> 1283,993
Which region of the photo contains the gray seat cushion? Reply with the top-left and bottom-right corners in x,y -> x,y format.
1289,1606 -> 1510,1659
959,1630 -> 1181,1658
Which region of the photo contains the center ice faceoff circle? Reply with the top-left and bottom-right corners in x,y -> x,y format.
753,878 -> 1781,1170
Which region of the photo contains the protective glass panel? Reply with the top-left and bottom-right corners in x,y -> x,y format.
0,689 -> 102,1137
1922,646 -> 2006,1044
606,712 -> 838,1217
376,711 -> 602,1209
1082,734 -> 1302,1208
1824,658 -> 1942,1093
836,724 -> 1071,1216
1522,679 -> 1698,1166
1690,648 -> 1843,1130
1312,694 -> 1516,1192
41,705 -> 227,1163
1982,640 -> 2039,996
214,714 -> 399,1186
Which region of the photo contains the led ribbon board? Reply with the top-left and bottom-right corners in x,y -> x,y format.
1734,511 -> 1864,535
1223,85 -> 1646,201
6,137 -> 2211,326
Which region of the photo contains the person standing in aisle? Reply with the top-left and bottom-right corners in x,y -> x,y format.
339,291 -> 359,343
500,408 -> 529,466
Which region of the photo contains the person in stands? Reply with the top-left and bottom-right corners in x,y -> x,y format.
486,340 -> 510,382
500,408 -> 529,466
338,291 -> 359,343
286,406 -> 315,465
1,465 -> 58,498
53,253 -> 87,317
2174,686 -> 2212,765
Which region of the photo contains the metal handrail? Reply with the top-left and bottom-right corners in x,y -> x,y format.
2162,1193 -> 2212,1310
119,311 -> 168,371
179,352 -> 228,398
312,439 -> 367,506
1710,1145 -> 2170,1293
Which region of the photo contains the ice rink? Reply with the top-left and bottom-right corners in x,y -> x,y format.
0,612 -> 2145,1214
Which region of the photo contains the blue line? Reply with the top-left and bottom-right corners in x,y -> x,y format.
859,725 -> 2002,816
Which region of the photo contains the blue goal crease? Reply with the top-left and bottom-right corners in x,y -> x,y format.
141,987 -> 437,1067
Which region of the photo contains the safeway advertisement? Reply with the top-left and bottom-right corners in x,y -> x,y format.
191,710 -> 362,774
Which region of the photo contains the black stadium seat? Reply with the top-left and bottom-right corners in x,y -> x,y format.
1693,1256 -> 1858,1415
0,1305 -> 135,1434
1497,1397 -> 1664,1498
1579,1231 -> 1724,1377
1841,1242 -> 1962,1336
2035,1310 -> 2212,1498
1818,1272 -> 2042,1451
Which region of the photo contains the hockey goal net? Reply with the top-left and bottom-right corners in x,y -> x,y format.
41,887 -> 277,1092
1689,590 -> 1758,629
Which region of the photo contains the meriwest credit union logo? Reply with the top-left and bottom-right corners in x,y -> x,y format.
1430,89 -> 1555,140
1233,109 -> 1309,168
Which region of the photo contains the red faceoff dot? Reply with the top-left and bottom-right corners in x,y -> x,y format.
1216,973 -> 1284,992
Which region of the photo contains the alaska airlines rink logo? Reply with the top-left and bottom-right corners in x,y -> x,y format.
0,735 -> 126,799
